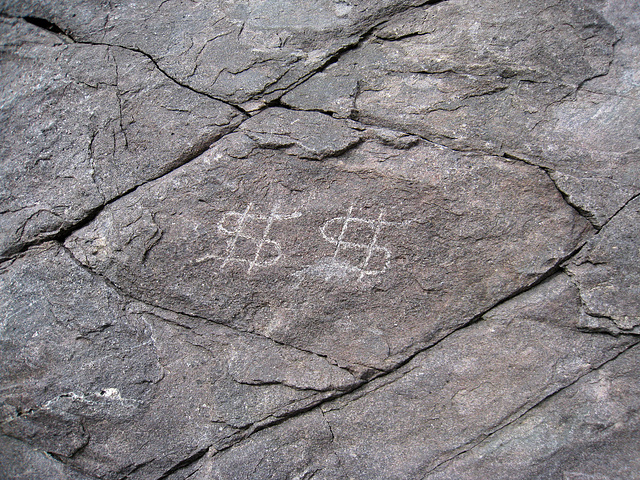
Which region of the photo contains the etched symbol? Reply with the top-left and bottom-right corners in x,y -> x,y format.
321,205 -> 399,280
197,203 -> 301,273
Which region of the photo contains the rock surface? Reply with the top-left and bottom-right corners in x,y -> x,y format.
283,0 -> 640,226
0,17 -> 242,259
566,196 -> 640,335
192,275 -> 638,479
63,108 -> 592,375
0,0 -> 437,107
1,0 -> 639,479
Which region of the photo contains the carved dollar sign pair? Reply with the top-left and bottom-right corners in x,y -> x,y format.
196,203 -> 400,279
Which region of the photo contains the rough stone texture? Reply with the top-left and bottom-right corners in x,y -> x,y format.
283,0 -> 640,226
0,0 -> 436,108
64,112 -> 590,372
0,243 -> 361,479
187,275 -> 639,479
0,435 -> 94,480
1,0 -> 639,479
427,340 -> 640,480
0,17 -> 242,259
566,196 -> 640,335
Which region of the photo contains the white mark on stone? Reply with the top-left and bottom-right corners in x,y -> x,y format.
42,388 -> 141,410
334,1 -> 353,17
219,203 -> 253,270
293,257 -> 363,283
321,206 -> 397,280
99,387 -> 122,399
197,202 -> 301,273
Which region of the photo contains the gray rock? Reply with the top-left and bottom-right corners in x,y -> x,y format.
0,435 -> 95,480
426,341 -> 640,480
64,113 -> 591,375
186,274 -> 636,479
0,17 -> 242,259
0,244 -> 358,479
1,0 -> 638,478
566,196 -> 640,335
239,108 -> 364,159
0,0 -> 438,107
1,243 -> 165,478
283,0 -> 640,226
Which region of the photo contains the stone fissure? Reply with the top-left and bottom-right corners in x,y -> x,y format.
3,434 -> 102,480
0,117 -> 245,264
599,190 -> 640,230
422,340 -> 640,478
270,100 -> 601,229
21,15 -> 72,41
163,239 -> 592,469
502,152 -> 600,228
154,447 -> 210,480
2,1 -> 638,478
248,0 -> 451,111
14,13 -> 249,117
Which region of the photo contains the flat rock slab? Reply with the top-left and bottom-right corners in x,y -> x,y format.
427,340 -> 640,480
66,109 -> 591,373
0,243 -> 360,479
567,196 -> 640,335
1,0 -> 638,478
1,0 -> 434,107
188,274 -> 637,479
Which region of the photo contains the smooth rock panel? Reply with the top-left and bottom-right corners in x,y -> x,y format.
66,110 -> 592,374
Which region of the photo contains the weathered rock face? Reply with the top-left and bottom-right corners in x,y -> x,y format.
426,333 -> 640,480
0,17 -> 242,259
0,0 -> 436,107
0,244 -> 357,478
64,108 -> 591,373
194,275 -> 637,479
567,196 -> 640,335
283,0 -> 640,226
1,0 -> 639,479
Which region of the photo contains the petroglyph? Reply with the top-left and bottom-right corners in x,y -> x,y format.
321,206 -> 402,280
196,203 -> 301,273
4,1 -> 638,478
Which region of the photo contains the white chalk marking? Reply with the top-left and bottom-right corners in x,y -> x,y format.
197,203 -> 300,274
320,206 -> 396,279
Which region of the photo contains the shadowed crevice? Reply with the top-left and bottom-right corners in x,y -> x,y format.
22,16 -> 65,35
